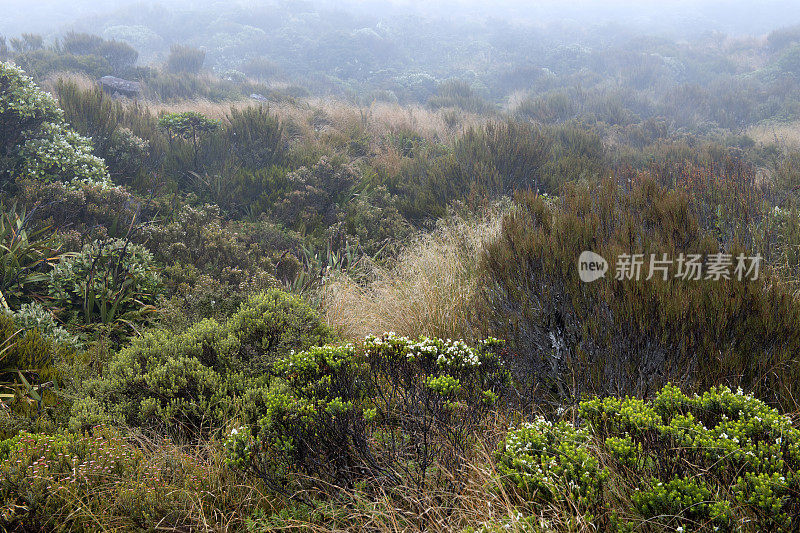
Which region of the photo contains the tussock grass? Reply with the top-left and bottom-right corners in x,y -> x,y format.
749,121 -> 800,149
103,94 -> 485,150
320,212 -> 501,342
41,71 -> 95,94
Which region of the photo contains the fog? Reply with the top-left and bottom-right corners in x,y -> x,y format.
4,0 -> 800,117
4,0 -> 800,38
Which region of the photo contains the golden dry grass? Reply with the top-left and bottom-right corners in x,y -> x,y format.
41,71 -> 95,94
145,96 -> 485,143
748,121 -> 800,150
319,213 -> 501,343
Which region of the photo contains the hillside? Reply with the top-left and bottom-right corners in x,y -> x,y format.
1,2 -> 800,531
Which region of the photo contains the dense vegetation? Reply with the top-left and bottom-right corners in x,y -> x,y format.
2,3 -> 800,530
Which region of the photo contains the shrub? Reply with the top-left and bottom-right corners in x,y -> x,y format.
360,333 -> 510,489
241,57 -> 279,81
428,80 -> 493,114
271,156 -> 357,235
9,302 -> 77,347
8,34 -> 43,54
479,179 -> 800,410
142,204 -> 279,300
55,79 -> 117,157
14,178 -> 151,248
236,333 -> 510,493
0,203 -> 60,308
70,289 -> 332,436
214,165 -> 290,218
225,105 -> 286,170
495,384 -> 800,530
55,79 -> 150,184
0,311 -> 72,437
165,44 -> 205,75
339,185 -> 412,256
47,238 -> 162,333
0,62 -> 110,186
12,49 -> 112,80
242,343 -> 370,492
581,384 -> 800,530
497,417 -> 608,522
158,111 -> 219,171
0,428 -> 249,531
393,121 -> 553,223
60,32 -> 138,75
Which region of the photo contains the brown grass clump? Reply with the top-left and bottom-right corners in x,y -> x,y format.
41,71 -> 95,94
319,212 -> 501,342
748,121 -> 800,150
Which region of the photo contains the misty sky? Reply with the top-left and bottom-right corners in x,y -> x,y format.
3,0 -> 800,39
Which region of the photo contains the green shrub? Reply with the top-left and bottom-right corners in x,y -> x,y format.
235,333 -> 510,493
142,204 -> 280,305
580,384 -> 800,530
453,121 -> 553,195
14,178 -> 152,248
428,80 -> 493,114
497,417 -> 608,522
212,165 -> 290,218
361,334 -> 510,488
158,111 -> 219,172
271,156 -> 357,235
243,343 -> 369,492
0,311 -> 73,437
13,49 -> 112,80
55,79 -> 150,184
225,105 -> 286,170
60,32 -> 138,75
241,57 -> 279,81
47,238 -> 162,333
9,302 -> 77,347
393,121 -> 556,223
165,44 -> 205,75
496,384 -> 800,530
71,289 -> 332,436
0,427 -> 232,530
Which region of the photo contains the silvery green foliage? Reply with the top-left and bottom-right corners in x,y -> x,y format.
0,61 -> 111,187
18,122 -> 110,186
7,302 -> 78,347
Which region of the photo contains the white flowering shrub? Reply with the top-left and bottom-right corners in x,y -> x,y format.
0,61 -> 111,187
17,121 -> 110,185
0,62 -> 61,127
362,332 -> 510,488
497,417 -> 608,522
227,333 -> 512,493
223,425 -> 253,469
496,383 -> 800,530
364,332 -> 485,369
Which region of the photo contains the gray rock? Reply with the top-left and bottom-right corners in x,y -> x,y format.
99,76 -> 142,98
